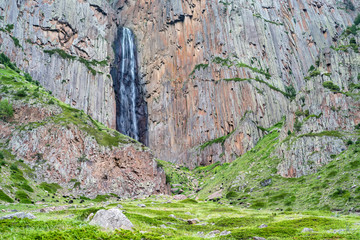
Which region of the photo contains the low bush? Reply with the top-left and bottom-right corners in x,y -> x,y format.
0,99 -> 14,120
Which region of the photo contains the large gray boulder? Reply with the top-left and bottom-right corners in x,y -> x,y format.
89,208 -> 134,231
0,212 -> 36,220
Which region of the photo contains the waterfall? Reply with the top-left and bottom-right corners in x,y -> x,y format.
111,27 -> 148,144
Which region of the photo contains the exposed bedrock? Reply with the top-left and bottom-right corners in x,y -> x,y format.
1,0 -> 360,177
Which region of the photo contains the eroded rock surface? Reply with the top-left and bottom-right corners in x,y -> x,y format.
89,208 -> 134,231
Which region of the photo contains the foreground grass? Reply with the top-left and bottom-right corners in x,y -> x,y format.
1,197 -> 360,239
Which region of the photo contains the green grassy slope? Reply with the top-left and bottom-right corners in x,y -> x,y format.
1,197 -> 360,239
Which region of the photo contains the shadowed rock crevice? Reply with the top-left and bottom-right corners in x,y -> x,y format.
111,27 -> 148,145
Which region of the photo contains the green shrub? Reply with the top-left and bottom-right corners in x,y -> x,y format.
0,189 -> 14,203
77,207 -> 104,220
93,194 -> 110,202
285,84 -> 296,99
15,88 -> 27,98
19,183 -> 34,192
323,81 -> 340,92
39,182 -> 61,194
355,14 -> 360,26
0,99 -> 14,120
0,53 -> 18,71
331,188 -> 349,198
226,191 -> 238,199
179,199 -> 198,204
15,190 -> 31,203
294,118 -> 302,132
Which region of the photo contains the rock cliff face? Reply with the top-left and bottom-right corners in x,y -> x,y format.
1,0 -> 360,178
0,0 -> 118,128
0,65 -> 168,198
116,0 -> 360,173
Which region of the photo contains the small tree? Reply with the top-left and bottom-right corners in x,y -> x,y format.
0,99 -> 14,120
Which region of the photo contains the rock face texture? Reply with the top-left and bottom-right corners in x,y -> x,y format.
1,0 -> 360,178
89,208 -> 134,231
115,0 -> 360,173
0,0 -> 118,128
0,101 -> 168,198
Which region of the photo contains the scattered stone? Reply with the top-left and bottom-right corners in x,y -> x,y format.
258,224 -> 268,228
184,212 -> 191,215
173,195 -> 187,200
160,224 -> 167,228
172,184 -> 182,187
137,204 -> 146,208
208,190 -> 222,200
64,214 -> 74,218
317,176 -> 321,179
117,204 -> 123,209
171,188 -> 179,193
89,208 -> 134,231
187,219 -> 198,225
80,199 -> 85,203
301,228 -> 314,233
220,230 -> 231,236
10,209 -> 18,212
0,212 -> 36,220
169,214 -> 176,218
206,230 -> 220,237
1,209 -> 5,212
68,200 -> 73,204
260,178 -> 272,187
253,237 -> 266,240
0,64 -> 5,69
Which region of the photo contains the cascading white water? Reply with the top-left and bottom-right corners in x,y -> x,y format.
112,27 -> 142,141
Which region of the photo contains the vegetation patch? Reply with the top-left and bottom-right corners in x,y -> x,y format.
38,182 -> 62,194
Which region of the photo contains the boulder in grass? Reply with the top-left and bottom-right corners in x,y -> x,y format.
89,208 -> 134,231
0,212 -> 36,220
301,228 -> 314,233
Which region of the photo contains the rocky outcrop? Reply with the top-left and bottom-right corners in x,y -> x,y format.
0,67 -> 169,197
1,103 -> 168,197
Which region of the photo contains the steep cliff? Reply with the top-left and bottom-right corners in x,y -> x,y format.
116,0 -> 360,173
0,57 -> 168,199
0,0 -> 117,129
1,0 -> 360,178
